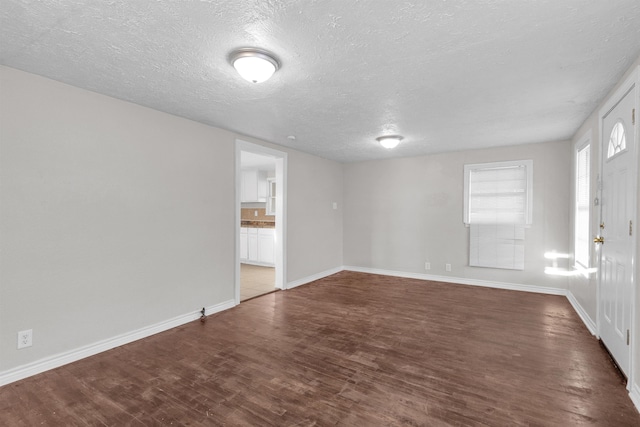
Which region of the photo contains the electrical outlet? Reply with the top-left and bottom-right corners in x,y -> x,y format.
17,329 -> 32,349
254,210 -> 258,217
445,263 -> 452,272
332,202 -> 338,210
425,262 -> 431,270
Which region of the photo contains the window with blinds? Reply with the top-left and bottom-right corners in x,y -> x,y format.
575,144 -> 590,268
464,160 -> 533,270
463,160 -> 533,226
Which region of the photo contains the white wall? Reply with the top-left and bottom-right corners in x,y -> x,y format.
0,66 -> 344,376
343,141 -> 571,289
236,136 -> 344,283
286,150 -> 344,281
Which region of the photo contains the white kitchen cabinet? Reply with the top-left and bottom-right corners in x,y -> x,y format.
247,228 -> 258,261
240,227 -> 275,267
241,170 -> 268,202
258,228 -> 275,264
240,227 -> 248,260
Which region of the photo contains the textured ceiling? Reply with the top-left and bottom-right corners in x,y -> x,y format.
1,1 -> 640,163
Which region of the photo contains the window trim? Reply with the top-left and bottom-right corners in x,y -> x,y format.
574,133 -> 591,270
463,159 -> 533,226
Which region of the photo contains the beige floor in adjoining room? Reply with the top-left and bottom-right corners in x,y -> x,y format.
240,263 -> 277,301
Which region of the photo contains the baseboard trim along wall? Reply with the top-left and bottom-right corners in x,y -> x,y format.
566,291 -> 597,336
4,265 -> 632,413
0,299 -> 236,387
343,266 -> 566,296
286,266 -> 345,290
630,383 -> 640,414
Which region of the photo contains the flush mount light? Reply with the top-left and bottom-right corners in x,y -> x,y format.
229,48 -> 280,83
376,135 -> 403,149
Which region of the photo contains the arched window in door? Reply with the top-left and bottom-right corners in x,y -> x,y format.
607,121 -> 626,159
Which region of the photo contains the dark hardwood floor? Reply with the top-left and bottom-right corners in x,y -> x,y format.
1,271 -> 638,426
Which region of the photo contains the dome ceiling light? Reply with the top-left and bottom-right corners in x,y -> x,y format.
376,135 -> 403,149
229,48 -> 280,83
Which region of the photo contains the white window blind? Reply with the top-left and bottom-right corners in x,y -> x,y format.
469,224 -> 525,270
464,160 -> 532,270
575,144 -> 590,268
464,161 -> 532,225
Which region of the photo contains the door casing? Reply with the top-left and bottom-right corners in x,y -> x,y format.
235,140 -> 287,305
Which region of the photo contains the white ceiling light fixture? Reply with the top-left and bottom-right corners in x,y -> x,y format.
376,135 -> 403,149
230,48 -> 280,83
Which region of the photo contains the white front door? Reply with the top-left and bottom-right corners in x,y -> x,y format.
599,86 -> 636,378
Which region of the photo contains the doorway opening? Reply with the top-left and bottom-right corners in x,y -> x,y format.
235,140 -> 286,304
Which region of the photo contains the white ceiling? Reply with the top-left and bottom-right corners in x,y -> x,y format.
1,1 -> 639,163
241,151 -> 276,172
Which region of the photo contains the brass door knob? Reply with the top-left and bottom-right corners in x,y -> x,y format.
594,236 -> 605,244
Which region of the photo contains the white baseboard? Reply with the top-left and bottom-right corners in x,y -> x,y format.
0,267 -> 617,398
566,291 -> 597,336
0,299 -> 236,387
631,383 -> 640,414
241,260 -> 275,268
286,266 -> 344,290
343,266 -> 566,296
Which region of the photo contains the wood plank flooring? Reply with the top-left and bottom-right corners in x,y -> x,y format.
1,271 -> 638,426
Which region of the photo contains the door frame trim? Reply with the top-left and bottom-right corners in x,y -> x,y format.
596,65 -> 639,390
235,140 -> 288,305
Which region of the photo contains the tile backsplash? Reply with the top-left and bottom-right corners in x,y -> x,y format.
241,208 -> 274,222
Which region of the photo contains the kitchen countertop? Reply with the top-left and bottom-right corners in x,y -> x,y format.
241,221 -> 275,228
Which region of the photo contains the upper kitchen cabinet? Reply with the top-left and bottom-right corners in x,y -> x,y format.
241,170 -> 268,202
